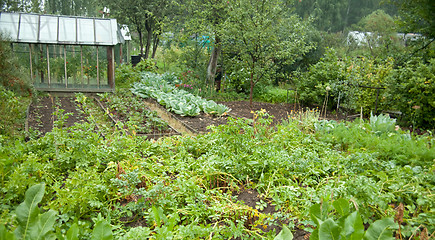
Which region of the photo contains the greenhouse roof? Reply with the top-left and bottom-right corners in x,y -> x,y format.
0,12 -> 125,46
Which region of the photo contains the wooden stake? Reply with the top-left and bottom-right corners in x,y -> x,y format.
97,45 -> 99,88
64,45 -> 68,88
47,45 -> 51,87
29,44 -> 33,83
81,46 -> 84,87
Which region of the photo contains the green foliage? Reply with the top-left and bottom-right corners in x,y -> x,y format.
384,58 -> 435,129
315,118 -> 435,166
296,48 -> 394,115
98,90 -> 169,134
386,0 -> 435,39
132,72 -> 231,116
309,198 -> 397,240
1,88 -> 434,239
14,183 -> 57,240
91,214 -> 113,240
0,86 -> 28,136
354,10 -> 402,58
223,0 -> 315,103
274,225 -> 293,240
0,34 -> 31,95
134,59 -> 158,74
294,0 -> 392,33
254,85 -> 291,104
114,63 -> 141,89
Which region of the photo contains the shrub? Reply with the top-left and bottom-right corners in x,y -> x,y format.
384,58 -> 435,129
0,86 -> 27,136
296,49 -> 394,115
115,63 -> 140,88
0,33 -> 32,95
135,58 -> 158,73
254,85 -> 290,103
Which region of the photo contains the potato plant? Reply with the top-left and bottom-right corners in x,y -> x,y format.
0,95 -> 433,239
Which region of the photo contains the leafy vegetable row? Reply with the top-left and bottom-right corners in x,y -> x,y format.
131,72 -> 230,116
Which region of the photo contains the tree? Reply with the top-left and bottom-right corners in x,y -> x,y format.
104,0 -> 171,58
224,0 -> 314,106
177,0 -> 229,87
388,0 -> 435,39
1,0 -> 42,12
357,10 -> 400,58
44,0 -> 98,16
292,0 -> 394,32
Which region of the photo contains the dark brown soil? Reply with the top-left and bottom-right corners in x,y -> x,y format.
27,95 -> 86,135
223,101 -> 295,125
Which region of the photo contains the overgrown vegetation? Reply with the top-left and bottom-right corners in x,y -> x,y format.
1,0 -> 434,238
1,95 -> 434,238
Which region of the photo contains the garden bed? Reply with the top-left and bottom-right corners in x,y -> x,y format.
26,95 -> 87,135
96,93 -> 179,139
26,94 -> 179,140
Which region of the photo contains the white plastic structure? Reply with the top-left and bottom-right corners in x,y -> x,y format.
0,12 -> 124,46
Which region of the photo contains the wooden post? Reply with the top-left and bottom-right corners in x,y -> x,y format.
97,45 -> 99,88
64,45 -> 68,88
81,46 -> 84,87
107,46 -> 115,89
47,45 -> 51,87
29,44 -> 33,84
39,44 -> 44,83
119,44 -> 123,64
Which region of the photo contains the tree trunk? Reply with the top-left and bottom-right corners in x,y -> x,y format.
137,28 -> 144,57
249,62 -> 255,108
206,35 -> 221,86
144,20 -> 153,59
151,33 -> 160,59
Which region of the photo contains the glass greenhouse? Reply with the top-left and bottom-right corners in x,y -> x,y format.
0,12 -> 128,92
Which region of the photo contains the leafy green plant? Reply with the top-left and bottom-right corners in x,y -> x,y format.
134,59 -> 157,73
369,113 -> 396,134
0,86 -> 28,136
309,198 -> 398,240
131,72 -> 230,116
0,183 -> 114,240
254,85 -> 290,104
115,63 -> 141,88
14,183 -> 57,240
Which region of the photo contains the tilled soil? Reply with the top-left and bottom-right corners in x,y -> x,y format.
27,96 -> 86,135
27,95 -> 327,136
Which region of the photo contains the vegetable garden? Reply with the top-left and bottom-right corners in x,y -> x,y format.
1,69 -> 434,239
1,0 -> 434,238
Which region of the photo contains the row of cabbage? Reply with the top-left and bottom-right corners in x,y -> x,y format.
131,72 -> 230,116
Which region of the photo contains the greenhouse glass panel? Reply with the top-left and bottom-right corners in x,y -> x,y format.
95,19 -> 112,44
59,17 -> 77,43
39,15 -> 58,43
19,14 -> 38,42
1,12 -> 123,45
77,18 -> 95,44
0,12 -> 19,38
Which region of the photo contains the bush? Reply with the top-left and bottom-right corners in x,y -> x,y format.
296,49 -> 394,115
115,63 -> 140,88
254,85 -> 290,103
384,58 -> 435,129
0,33 -> 32,95
135,58 -> 158,73
0,86 -> 28,136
